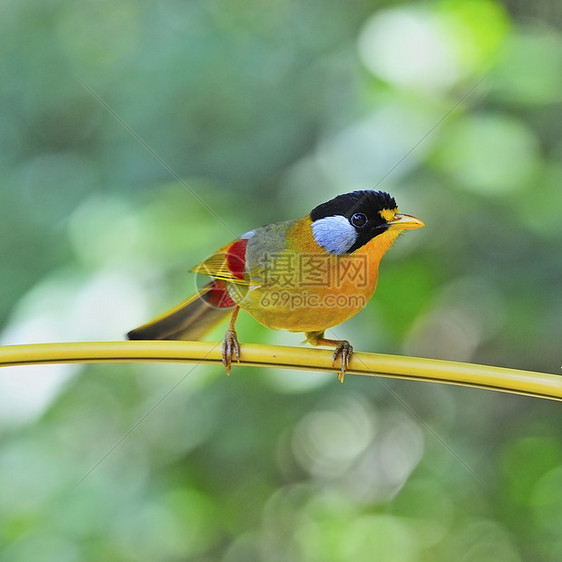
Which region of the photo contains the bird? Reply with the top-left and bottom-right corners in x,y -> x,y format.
128,190 -> 423,381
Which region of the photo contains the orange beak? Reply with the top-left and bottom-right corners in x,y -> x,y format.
387,213 -> 424,231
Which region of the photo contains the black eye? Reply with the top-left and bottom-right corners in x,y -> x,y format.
350,213 -> 367,228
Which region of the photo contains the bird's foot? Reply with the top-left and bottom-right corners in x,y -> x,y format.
222,328 -> 240,375
305,331 -> 354,383
333,340 -> 353,383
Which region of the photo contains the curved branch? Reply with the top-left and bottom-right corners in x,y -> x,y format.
0,341 -> 560,401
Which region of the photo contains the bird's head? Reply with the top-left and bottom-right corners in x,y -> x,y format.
310,190 -> 424,255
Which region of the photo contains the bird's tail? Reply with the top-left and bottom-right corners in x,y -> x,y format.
127,280 -> 235,341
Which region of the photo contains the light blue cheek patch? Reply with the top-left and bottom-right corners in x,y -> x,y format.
312,216 -> 358,255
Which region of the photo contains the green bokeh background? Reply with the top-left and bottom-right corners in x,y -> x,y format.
1,1 -> 562,560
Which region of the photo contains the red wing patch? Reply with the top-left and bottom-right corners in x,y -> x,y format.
191,238 -> 250,285
226,238 -> 248,280
205,280 -> 236,308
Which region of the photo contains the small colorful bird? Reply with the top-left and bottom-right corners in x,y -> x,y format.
128,190 -> 423,381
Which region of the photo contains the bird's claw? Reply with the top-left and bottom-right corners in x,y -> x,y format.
222,328 -> 240,375
332,340 -> 353,383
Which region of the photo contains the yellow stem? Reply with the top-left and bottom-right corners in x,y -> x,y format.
0,341 -> 560,401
